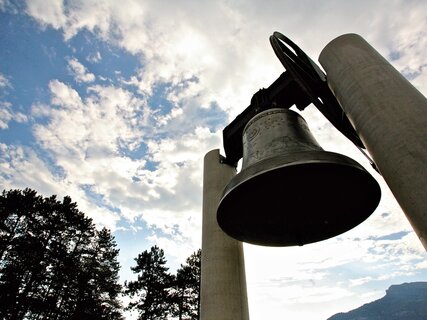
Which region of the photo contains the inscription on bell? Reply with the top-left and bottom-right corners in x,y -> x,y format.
246,126 -> 260,141
242,109 -> 321,168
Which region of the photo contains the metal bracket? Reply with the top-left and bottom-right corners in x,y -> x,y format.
222,32 -> 365,167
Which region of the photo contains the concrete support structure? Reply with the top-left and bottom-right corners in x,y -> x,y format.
319,34 -> 427,250
201,149 -> 249,320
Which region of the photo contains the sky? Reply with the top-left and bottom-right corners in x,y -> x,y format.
1,0 -> 427,319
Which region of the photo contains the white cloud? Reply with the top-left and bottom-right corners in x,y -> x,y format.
0,143 -> 61,195
87,51 -> 102,63
67,57 -> 96,83
0,0 -> 17,13
0,143 -> 119,229
29,78 -> 220,243
415,260 -> 427,270
0,102 -> 13,129
31,102 -> 53,118
349,276 -> 374,287
0,72 -> 12,89
26,0 -> 66,30
30,81 -> 148,226
35,80 -> 147,156
0,74 -> 27,129
1,110 -> 28,129
24,0 -> 427,118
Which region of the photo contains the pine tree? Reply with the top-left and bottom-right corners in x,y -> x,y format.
173,250 -> 201,320
125,246 -> 175,319
0,188 -> 123,320
70,228 -> 123,320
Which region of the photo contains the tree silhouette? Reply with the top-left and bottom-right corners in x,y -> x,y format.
125,246 -> 175,319
173,249 -> 201,320
0,188 -> 123,320
125,247 -> 201,320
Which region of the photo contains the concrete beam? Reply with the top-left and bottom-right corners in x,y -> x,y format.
319,34 -> 427,249
200,149 -> 250,320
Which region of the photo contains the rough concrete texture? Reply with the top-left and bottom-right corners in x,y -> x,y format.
319,34 -> 427,250
200,149 -> 249,320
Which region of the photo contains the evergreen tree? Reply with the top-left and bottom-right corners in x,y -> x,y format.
173,250 -> 201,320
125,246 -> 175,319
69,228 -> 124,320
0,188 -> 123,320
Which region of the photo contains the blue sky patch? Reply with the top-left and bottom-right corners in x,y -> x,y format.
373,231 -> 411,241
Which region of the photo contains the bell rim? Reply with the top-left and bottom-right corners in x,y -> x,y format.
217,150 -> 381,247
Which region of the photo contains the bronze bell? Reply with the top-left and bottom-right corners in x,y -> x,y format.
217,108 -> 381,246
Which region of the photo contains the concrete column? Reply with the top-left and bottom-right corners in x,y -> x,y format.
319,34 -> 427,249
200,149 -> 249,320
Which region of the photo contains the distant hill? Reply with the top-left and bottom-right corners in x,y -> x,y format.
327,282 -> 427,320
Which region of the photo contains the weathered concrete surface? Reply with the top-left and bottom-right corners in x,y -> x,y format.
319,34 -> 427,250
200,149 -> 249,320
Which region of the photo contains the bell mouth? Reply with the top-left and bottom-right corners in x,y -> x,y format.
217,150 -> 381,247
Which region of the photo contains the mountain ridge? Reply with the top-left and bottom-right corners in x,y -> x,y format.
327,282 -> 427,320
